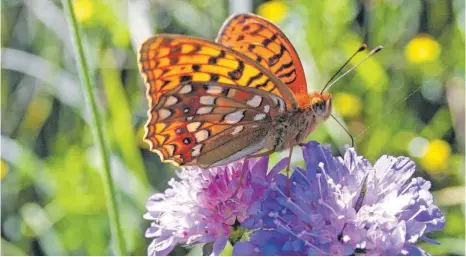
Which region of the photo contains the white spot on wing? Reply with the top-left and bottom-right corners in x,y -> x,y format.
264,105 -> 270,113
194,130 -> 209,142
179,84 -> 192,94
200,96 -> 216,105
164,96 -> 178,107
187,116 -> 194,121
278,99 -> 285,111
224,111 -> 244,124
158,109 -> 171,120
197,107 -> 213,115
254,113 -> 267,120
165,145 -> 175,155
231,126 -> 244,135
206,85 -> 223,94
247,95 -> 262,107
187,122 -> 201,132
192,144 -> 202,157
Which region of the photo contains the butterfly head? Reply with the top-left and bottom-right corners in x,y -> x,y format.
310,92 -> 332,119
298,92 -> 332,120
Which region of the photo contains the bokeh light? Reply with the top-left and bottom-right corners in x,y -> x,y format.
408,136 -> 429,158
421,139 -> 451,174
73,0 -> 94,23
333,92 -> 362,118
256,1 -> 289,23
405,34 -> 441,64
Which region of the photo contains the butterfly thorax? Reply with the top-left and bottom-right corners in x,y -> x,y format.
267,92 -> 332,151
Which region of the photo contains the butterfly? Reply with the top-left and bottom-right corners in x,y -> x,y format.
138,13 -> 380,169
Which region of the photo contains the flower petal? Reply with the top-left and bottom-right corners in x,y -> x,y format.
233,242 -> 258,256
212,236 -> 228,256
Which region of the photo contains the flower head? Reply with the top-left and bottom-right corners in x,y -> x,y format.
235,141 -> 445,255
144,156 -> 284,255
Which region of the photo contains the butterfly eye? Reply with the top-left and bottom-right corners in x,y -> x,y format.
314,101 -> 325,115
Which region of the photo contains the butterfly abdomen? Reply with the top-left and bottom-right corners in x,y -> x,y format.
267,109 -> 307,151
268,103 -> 333,152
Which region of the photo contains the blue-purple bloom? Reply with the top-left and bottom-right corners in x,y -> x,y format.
144,156 -> 285,255
233,141 -> 446,255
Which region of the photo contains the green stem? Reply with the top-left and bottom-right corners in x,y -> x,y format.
61,0 -> 127,255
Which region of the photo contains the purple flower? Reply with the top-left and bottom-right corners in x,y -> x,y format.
144,156 -> 286,255
234,141 -> 445,256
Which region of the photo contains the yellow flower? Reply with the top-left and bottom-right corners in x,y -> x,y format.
421,139 -> 451,173
73,0 -> 94,23
333,92 -> 362,118
257,1 -> 289,23
405,34 -> 441,64
1,159 -> 7,180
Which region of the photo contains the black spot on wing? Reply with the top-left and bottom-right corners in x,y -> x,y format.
180,75 -> 192,83
218,50 -> 226,58
208,57 -> 218,65
228,61 -> 244,80
210,74 -> 220,82
192,64 -> 201,71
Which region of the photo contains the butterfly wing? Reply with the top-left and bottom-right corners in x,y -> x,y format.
216,13 -> 308,100
138,35 -> 293,167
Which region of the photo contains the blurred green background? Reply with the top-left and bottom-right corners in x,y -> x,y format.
1,0 -> 464,255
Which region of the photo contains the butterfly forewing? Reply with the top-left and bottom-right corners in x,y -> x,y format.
216,13 -> 308,98
138,35 -> 291,167
139,35 -> 297,106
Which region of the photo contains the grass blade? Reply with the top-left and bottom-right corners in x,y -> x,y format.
61,0 -> 127,254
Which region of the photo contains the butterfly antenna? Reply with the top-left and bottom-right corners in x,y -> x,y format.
321,44 -> 367,94
322,45 -> 383,93
330,113 -> 354,147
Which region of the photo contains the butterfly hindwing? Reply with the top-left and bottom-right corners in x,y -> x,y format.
216,13 -> 308,99
141,79 -> 285,167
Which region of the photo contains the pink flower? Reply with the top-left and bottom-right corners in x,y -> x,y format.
144,156 -> 286,255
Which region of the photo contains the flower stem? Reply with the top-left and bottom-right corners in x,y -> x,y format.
61,0 -> 127,255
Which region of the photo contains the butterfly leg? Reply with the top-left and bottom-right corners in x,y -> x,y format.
285,144 -> 294,196
231,150 -> 275,198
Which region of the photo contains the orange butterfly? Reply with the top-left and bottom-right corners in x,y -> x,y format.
138,13 -> 380,170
